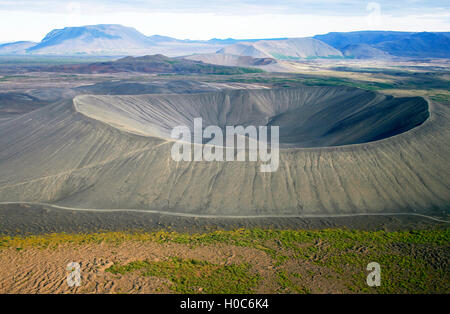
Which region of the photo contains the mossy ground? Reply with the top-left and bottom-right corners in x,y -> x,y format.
1,228 -> 448,294
106,257 -> 260,293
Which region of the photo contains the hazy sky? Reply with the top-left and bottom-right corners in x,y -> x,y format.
0,0 -> 449,42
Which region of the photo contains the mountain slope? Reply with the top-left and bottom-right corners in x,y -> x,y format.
184,53 -> 276,66
40,54 -> 263,74
217,38 -> 343,59
2,27 -> 448,58
182,53 -> 291,72
341,44 -> 393,59
27,24 -> 154,55
0,41 -> 37,54
314,31 -> 415,49
19,24 -> 234,56
315,31 -> 450,58
376,32 -> 450,58
0,88 -> 448,216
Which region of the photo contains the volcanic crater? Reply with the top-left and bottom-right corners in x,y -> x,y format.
74,86 -> 429,148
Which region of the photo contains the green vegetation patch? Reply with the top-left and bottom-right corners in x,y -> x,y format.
1,228 -> 448,250
429,93 -> 450,103
106,257 -> 260,293
222,75 -> 395,90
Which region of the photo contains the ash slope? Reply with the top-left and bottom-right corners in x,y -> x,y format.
0,87 -> 448,217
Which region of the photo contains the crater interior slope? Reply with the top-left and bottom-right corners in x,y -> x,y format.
75,87 -> 429,148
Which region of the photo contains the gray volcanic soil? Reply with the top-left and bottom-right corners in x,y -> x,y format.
0,92 -> 50,116
0,86 -> 448,229
0,203 -> 447,236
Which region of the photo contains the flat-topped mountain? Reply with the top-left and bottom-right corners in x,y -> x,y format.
7,24 -> 231,56
26,24 -> 154,55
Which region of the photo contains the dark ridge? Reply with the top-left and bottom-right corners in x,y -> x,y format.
32,54 -> 264,75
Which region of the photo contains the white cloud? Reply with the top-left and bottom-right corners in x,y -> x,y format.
0,7 -> 449,42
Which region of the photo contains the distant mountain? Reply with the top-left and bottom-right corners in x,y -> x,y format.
147,35 -> 180,44
207,37 -> 288,45
341,44 -> 393,59
315,31 -> 450,58
1,26 -> 448,59
16,24 -> 238,56
206,38 -> 241,45
26,24 -> 154,55
376,32 -> 450,58
184,53 -> 277,66
182,53 -> 291,72
0,41 -> 37,55
39,54 -> 263,74
218,43 -> 268,58
314,31 -> 414,50
217,38 -> 343,59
